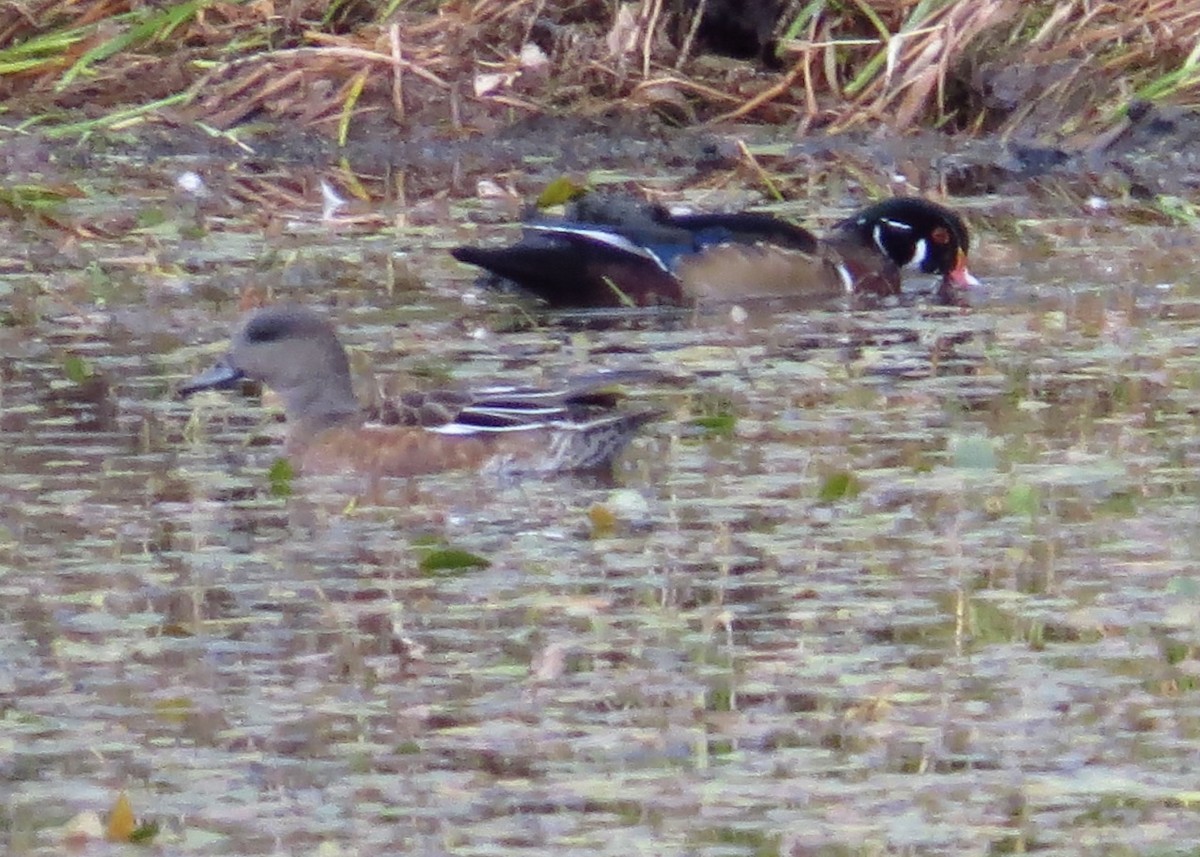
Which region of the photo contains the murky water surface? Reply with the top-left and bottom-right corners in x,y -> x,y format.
5,160 -> 1200,856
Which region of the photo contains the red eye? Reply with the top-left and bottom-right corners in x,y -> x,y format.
931,226 -> 951,245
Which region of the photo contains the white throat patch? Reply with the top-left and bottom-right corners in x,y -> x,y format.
907,238 -> 928,271
835,262 -> 854,293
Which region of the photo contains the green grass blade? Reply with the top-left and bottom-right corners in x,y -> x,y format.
57,0 -> 210,91
42,91 -> 191,139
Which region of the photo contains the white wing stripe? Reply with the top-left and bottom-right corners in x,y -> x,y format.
526,224 -> 670,271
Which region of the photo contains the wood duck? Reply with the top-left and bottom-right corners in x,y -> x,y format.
179,306 -> 659,477
451,196 -> 978,308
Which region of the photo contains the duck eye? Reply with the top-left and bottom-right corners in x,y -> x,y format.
244,319 -> 287,343
930,226 -> 951,245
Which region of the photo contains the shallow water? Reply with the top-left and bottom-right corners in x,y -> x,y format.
5,159 -> 1200,856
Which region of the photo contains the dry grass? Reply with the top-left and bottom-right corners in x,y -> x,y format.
2,0 -> 1200,140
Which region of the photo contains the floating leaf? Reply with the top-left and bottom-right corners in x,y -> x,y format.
106,792 -> 136,842
154,696 -> 194,723
536,176 -> 587,208
1167,577 -> 1200,598
1006,483 -> 1039,518
1098,491 -> 1137,516
694,413 -> 736,435
818,470 -> 862,503
135,207 -> 168,229
419,547 -> 490,575
950,435 -> 998,470
130,820 -> 160,844
588,503 -> 618,537
267,458 -> 294,497
61,354 -> 93,383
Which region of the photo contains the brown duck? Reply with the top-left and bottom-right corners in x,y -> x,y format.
179,306 -> 659,477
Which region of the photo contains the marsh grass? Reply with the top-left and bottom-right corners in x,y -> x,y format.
1,0 -> 1199,140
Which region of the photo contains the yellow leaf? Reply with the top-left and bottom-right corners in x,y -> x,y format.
536,177 -> 587,209
106,791 -> 136,842
588,503 -> 618,538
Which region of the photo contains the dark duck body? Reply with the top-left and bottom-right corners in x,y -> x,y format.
451,195 -> 978,309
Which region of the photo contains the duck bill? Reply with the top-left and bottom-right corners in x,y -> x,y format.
179,359 -> 245,397
945,249 -> 980,289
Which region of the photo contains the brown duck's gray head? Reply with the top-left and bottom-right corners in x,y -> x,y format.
179,305 -> 360,426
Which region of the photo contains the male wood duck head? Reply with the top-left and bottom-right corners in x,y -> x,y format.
451,195 -> 978,309
179,305 -> 659,477
826,197 -> 978,295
